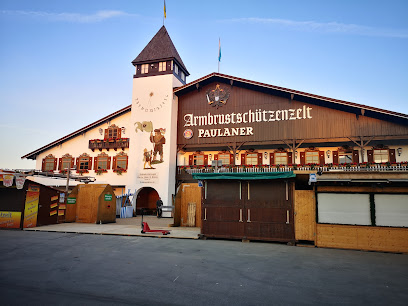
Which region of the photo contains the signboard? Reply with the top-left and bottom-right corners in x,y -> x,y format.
104,194 -> 113,201
198,180 -> 203,187
309,173 -> 317,183
67,197 -> 76,204
23,184 -> 40,228
0,211 -> 21,229
59,193 -> 65,203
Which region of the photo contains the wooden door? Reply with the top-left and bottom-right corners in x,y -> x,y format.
294,190 -> 315,242
180,183 -> 202,227
201,179 -> 295,242
201,180 -> 244,239
243,180 -> 295,242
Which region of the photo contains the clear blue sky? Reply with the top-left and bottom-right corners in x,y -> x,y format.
1,0 -> 407,169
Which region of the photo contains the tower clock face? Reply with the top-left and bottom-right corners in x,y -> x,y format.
134,91 -> 169,113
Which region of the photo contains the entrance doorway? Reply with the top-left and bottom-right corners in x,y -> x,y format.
136,187 -> 159,215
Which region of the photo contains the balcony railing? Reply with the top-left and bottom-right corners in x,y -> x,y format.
89,138 -> 130,151
177,163 -> 408,175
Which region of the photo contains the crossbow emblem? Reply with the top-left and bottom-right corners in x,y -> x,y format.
206,84 -> 230,109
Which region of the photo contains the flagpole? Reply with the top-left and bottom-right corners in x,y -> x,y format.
218,37 -> 221,73
163,0 -> 166,26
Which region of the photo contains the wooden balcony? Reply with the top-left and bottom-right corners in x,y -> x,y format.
89,138 -> 129,152
177,163 -> 408,179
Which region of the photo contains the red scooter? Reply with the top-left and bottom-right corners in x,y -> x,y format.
140,208 -> 170,235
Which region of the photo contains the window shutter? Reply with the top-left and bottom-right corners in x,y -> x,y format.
41,159 -> 45,171
287,152 -> 293,164
257,153 -> 262,165
58,158 -> 62,170
71,158 -> 75,169
88,157 -> 93,170
189,155 -> 193,166
107,156 -> 111,169
125,156 -> 129,170
75,158 -> 79,168
229,154 -> 234,165
332,151 -> 339,164
241,154 -> 246,165
389,149 -> 396,163
113,156 -> 117,170
269,153 -> 275,165
117,128 -> 121,139
104,129 -> 108,140
300,152 -> 306,165
214,154 -> 218,160
318,151 -> 325,165
94,157 -> 98,170
352,150 -> 359,164
367,150 -> 374,163
53,158 -> 57,170
204,155 -> 208,166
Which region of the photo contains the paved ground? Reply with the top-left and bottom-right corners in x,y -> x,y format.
0,230 -> 407,305
24,216 -> 200,239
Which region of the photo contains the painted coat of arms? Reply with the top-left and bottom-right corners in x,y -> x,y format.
206,84 -> 230,108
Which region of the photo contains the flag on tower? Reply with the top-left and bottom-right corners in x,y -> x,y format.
164,0 -> 167,19
218,38 -> 221,62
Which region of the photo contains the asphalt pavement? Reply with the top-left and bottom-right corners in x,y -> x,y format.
0,230 -> 407,305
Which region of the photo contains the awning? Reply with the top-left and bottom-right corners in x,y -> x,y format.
192,171 -> 295,180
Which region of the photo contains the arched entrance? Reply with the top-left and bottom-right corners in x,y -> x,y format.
136,187 -> 159,215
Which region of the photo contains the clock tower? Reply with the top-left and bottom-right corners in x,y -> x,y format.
128,26 -> 189,217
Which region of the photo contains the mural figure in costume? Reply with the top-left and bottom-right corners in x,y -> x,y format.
134,120 -> 166,168
143,148 -> 154,169
150,128 -> 166,163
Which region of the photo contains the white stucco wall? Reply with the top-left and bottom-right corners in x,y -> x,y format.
127,74 -> 183,217
33,111 -> 132,187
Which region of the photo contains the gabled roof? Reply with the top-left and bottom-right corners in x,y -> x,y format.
132,26 -> 189,75
174,72 -> 408,126
22,105 -> 132,160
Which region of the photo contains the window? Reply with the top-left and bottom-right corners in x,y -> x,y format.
174,64 -> 179,74
95,153 -> 110,170
141,64 -> 149,74
246,153 -> 258,165
113,152 -> 128,172
181,71 -> 185,81
59,154 -> 73,171
339,152 -> 353,164
104,125 -> 121,140
116,155 -> 127,169
193,154 -> 204,166
42,154 -> 56,171
218,153 -> 231,165
77,153 -> 91,171
189,154 -> 208,166
159,61 -> 166,72
374,149 -> 389,163
305,151 -> 319,164
275,152 -> 288,165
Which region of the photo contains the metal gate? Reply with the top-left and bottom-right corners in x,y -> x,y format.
202,179 -> 294,242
